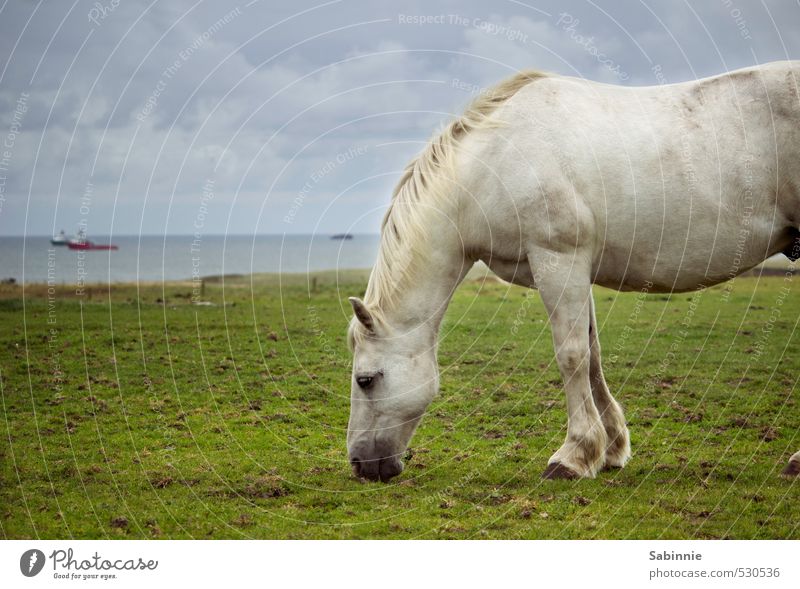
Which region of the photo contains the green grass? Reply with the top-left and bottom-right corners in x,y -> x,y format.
0,272 -> 797,539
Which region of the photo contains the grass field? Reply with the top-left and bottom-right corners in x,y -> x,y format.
0,270 -> 798,539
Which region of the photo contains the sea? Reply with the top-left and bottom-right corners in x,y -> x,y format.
0,234 -> 381,284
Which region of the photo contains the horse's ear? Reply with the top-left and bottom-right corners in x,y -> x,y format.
349,297 -> 375,332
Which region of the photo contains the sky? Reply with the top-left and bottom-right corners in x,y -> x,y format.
1,0 -> 799,237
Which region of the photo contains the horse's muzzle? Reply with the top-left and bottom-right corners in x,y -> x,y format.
349,446 -> 404,482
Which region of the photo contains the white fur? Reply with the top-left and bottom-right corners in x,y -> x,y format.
348,61 -> 800,480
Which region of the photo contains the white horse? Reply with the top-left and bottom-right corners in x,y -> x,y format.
346,61 -> 800,482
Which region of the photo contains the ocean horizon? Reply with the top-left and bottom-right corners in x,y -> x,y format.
0,234 -> 381,284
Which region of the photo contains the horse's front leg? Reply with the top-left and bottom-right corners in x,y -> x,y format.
530,250 -> 607,479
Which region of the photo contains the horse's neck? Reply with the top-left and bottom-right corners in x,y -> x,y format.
379,231 -> 472,337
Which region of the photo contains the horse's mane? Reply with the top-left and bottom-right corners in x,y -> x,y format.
353,70 -> 548,339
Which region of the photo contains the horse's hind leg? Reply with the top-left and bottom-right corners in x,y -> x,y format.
783,450 -> 800,478
589,298 -> 631,468
531,250 -> 607,479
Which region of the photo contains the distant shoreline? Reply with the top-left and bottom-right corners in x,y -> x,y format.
1,261 -> 795,290
0,268 -> 375,291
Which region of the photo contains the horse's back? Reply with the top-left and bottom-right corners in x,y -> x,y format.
470,62 -> 800,293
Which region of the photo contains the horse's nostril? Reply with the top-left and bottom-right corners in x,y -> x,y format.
378,458 -> 403,483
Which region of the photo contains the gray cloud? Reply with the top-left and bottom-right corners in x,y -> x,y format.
1,0 -> 798,236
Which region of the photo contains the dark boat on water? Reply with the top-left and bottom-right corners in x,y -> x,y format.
331,233 -> 353,240
50,230 -> 70,245
51,228 -> 116,248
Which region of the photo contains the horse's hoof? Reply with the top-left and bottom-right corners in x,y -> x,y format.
781,459 -> 800,479
542,462 -> 578,480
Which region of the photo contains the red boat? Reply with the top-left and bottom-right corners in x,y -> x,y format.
68,241 -> 118,251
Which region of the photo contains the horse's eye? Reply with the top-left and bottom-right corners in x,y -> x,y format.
356,375 -> 374,389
